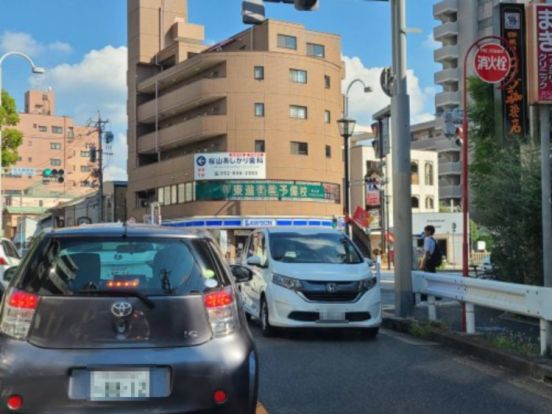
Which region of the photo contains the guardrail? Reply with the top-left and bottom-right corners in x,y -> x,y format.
412,271 -> 552,355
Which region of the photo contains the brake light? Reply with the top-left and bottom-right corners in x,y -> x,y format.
0,257 -> 8,266
106,280 -> 140,289
0,289 -> 40,340
204,286 -> 239,338
7,395 -> 23,411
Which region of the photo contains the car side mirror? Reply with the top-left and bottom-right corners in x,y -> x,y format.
3,266 -> 18,283
246,255 -> 263,267
231,265 -> 254,283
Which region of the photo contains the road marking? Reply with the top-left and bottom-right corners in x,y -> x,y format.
257,402 -> 269,414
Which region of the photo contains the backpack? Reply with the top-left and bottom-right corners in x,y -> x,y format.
429,238 -> 443,268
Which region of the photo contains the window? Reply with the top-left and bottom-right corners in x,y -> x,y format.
289,105 -> 308,119
425,196 -> 434,210
277,34 -> 297,50
255,103 -> 265,117
28,157 -> 32,162
50,159 -> 62,166
171,185 -> 178,205
185,182 -> 194,202
411,162 -> 419,185
158,187 -> 164,204
254,66 -> 264,80
255,140 -> 265,152
425,162 -> 434,186
325,145 -> 332,158
289,69 -> 307,84
247,232 -> 267,266
33,123 -> 37,129
291,141 -> 309,155
38,125 -> 47,132
81,151 -> 90,157
52,126 -> 63,134
164,186 -> 171,206
178,183 -> 185,204
80,165 -> 91,173
324,75 -> 331,89
324,110 -> 331,124
307,42 -> 325,58
50,143 -> 62,150
68,127 -> 75,138
39,200 -> 44,208
411,196 -> 419,209
42,94 -> 48,101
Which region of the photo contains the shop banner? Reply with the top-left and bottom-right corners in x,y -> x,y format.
194,152 -> 266,180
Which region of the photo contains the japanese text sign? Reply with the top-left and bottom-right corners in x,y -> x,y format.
528,4 -> 552,104
194,152 -> 266,180
474,44 -> 512,84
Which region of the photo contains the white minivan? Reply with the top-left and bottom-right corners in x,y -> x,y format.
0,238 -> 21,288
239,228 -> 381,337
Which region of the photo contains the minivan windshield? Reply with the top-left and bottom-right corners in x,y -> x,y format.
18,237 -> 224,296
269,232 -> 363,264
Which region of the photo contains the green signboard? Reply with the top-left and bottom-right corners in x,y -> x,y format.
196,180 -> 340,203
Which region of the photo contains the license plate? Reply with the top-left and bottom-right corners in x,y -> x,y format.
319,311 -> 345,322
90,370 -> 150,400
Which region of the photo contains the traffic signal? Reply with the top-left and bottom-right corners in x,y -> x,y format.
42,168 -> 53,179
90,146 -> 97,163
42,169 -> 64,183
293,0 -> 319,11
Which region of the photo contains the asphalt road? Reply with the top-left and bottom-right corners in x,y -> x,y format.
252,322 -> 552,414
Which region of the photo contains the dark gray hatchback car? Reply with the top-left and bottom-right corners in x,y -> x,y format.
0,224 -> 258,414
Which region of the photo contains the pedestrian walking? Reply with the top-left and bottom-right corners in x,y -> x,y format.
419,225 -> 442,273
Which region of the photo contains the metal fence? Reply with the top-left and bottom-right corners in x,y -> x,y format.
412,271 -> 552,355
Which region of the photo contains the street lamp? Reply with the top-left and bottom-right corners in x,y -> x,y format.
0,51 -> 45,236
344,78 -> 372,118
337,117 -> 357,236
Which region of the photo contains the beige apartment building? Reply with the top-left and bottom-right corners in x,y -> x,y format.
127,0 -> 344,256
2,89 -> 98,237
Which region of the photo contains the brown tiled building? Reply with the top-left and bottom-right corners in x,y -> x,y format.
2,89 -> 99,236
127,0 -> 344,256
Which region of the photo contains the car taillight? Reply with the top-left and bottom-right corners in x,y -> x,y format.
0,257 -> 8,266
204,286 -> 239,338
0,289 -> 40,340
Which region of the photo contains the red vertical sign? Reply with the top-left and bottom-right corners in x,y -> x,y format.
529,4 -> 552,104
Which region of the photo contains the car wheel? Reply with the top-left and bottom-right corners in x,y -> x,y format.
260,297 -> 275,337
362,327 -> 379,339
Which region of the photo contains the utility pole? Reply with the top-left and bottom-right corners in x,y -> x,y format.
391,0 -> 413,317
93,114 -> 108,223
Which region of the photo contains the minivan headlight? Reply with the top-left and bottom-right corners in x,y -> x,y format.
360,277 -> 378,291
272,274 -> 302,291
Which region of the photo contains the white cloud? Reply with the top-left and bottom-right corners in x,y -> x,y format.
30,45 -> 128,180
342,55 -> 435,126
0,31 -> 73,55
422,33 -> 439,50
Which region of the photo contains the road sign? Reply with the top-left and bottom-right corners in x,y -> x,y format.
474,43 -> 512,84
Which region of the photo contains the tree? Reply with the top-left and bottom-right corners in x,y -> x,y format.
468,77 -> 544,285
0,90 -> 23,167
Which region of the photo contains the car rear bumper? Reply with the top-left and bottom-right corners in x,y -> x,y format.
0,333 -> 258,414
266,284 -> 382,328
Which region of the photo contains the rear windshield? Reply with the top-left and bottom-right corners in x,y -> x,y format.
17,237 -> 228,296
269,232 -> 363,264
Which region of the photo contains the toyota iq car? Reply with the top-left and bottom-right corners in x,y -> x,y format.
239,227 -> 381,337
0,224 -> 258,413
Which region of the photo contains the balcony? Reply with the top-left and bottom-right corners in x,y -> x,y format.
137,78 -> 226,124
137,115 -> 227,154
440,185 -> 461,199
434,45 -> 459,62
434,68 -> 460,85
433,22 -> 458,41
439,161 -> 461,175
433,0 -> 458,18
435,91 -> 460,109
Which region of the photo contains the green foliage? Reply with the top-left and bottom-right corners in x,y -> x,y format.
468,77 -> 544,285
409,321 -> 447,339
485,331 -> 539,357
0,90 -> 23,167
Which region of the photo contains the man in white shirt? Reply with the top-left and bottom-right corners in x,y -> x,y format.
420,225 -> 437,273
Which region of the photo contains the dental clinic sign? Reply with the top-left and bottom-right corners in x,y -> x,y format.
528,4 -> 552,104
194,152 -> 266,180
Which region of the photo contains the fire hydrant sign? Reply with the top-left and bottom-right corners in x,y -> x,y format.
194,152 -> 266,180
474,44 -> 511,84
528,4 -> 552,104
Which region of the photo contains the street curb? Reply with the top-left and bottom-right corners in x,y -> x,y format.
382,313 -> 552,385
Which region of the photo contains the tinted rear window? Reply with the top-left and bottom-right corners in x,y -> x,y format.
17,237 -> 228,296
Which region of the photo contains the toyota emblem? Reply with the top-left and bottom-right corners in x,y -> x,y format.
111,302 -> 133,318
326,283 -> 337,293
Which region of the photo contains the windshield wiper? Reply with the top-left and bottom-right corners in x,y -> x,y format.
77,288 -> 155,309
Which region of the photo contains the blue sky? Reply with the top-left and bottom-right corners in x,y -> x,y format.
0,0 -> 440,179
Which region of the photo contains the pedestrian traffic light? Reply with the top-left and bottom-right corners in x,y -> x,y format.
42,168 -> 53,178
50,169 -> 65,183
90,146 -> 97,163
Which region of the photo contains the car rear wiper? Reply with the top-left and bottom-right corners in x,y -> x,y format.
77,288 -> 155,309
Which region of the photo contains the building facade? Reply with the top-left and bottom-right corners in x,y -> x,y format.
2,89 -> 99,236
127,0 -> 344,257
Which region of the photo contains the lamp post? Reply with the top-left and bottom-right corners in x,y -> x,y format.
344,78 -> 372,118
0,51 -> 45,236
337,117 -> 357,236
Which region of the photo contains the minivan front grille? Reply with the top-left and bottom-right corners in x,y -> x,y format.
299,280 -> 363,303
301,292 -> 360,302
